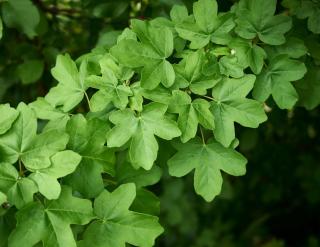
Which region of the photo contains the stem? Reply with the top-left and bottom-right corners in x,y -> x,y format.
200,126 -> 206,145
201,95 -> 217,102
18,159 -> 24,177
84,91 -> 92,111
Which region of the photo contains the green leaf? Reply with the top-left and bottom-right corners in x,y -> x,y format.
253,55 -> 307,109
228,38 -> 267,74
0,103 -> 69,170
1,0 -> 40,38
17,60 -> 44,85
116,162 -> 162,188
29,97 -> 66,120
168,138 -> 247,201
0,104 -> 19,135
107,103 -> 181,170
170,5 -> 189,24
211,75 -> 267,147
29,150 -> 81,200
174,50 -> 220,95
86,59 -> 133,111
45,54 -> 88,112
65,115 -> 115,198
110,21 -> 175,89
193,0 -> 218,34
170,90 -> 215,143
219,55 -> 244,78
235,0 -> 292,45
0,17 -> 3,40
81,183 -> 163,247
283,0 -> 320,34
176,2 -> 235,49
0,191 -> 6,205
131,188 -> 160,216
264,37 -> 307,59
8,186 -> 93,247
0,163 -> 37,209
295,67 -> 320,110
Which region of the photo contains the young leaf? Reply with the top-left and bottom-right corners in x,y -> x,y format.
81,183 -> 163,247
8,186 -> 93,247
86,58 -> 133,111
211,75 -> 267,147
45,54 -> 89,112
170,90 -> 215,143
174,50 -> 220,95
110,20 -> 175,89
107,103 -> 181,170
168,138 -> 247,202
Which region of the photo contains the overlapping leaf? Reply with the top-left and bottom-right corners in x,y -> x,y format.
0,103 -> 69,170
8,186 -> 93,247
0,163 -> 37,209
65,115 -> 115,198
211,75 -> 267,147
170,90 -> 215,143
107,103 -> 181,170
235,0 -> 292,45
110,20 -> 175,89
174,50 -> 220,94
81,183 -> 163,247
175,0 -> 235,48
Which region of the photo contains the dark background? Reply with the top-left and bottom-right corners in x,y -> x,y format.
0,0 -> 319,246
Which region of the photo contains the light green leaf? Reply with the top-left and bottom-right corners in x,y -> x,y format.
170,5 -> 189,24
45,54 -> 88,112
81,183 -> 163,247
211,75 -> 267,147
29,151 -> 81,200
0,163 -> 38,209
253,55 -> 307,109
174,50 -> 220,95
0,104 -> 19,135
107,103 -> 181,170
65,115 -> 115,198
0,103 -> 69,170
110,21 -> 175,89
168,138 -> 247,201
229,38 -> 267,74
219,55 -> 244,78
8,186 -> 93,247
29,97 -> 66,120
170,90 -> 215,143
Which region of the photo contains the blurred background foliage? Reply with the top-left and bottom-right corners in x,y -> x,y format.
0,0 -> 320,246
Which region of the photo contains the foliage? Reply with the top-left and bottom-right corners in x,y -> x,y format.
0,0 -> 319,246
